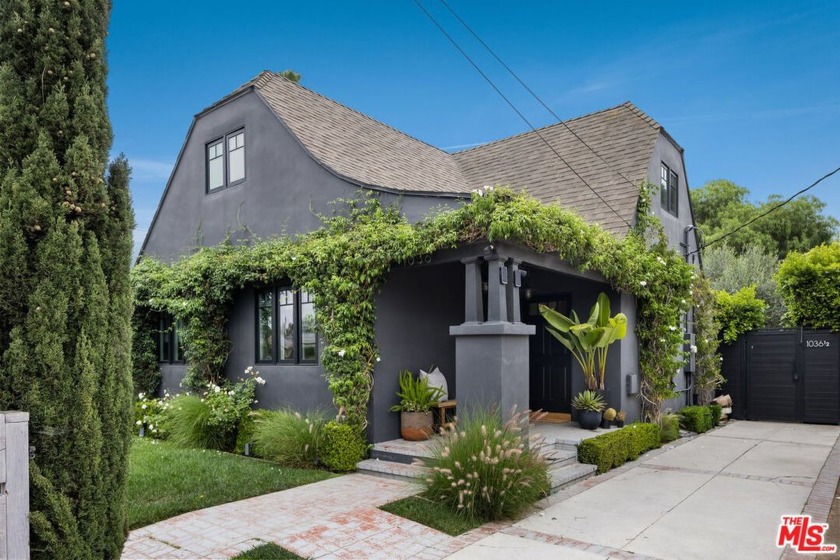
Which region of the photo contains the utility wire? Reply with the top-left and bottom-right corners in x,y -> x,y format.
413,0 -> 633,230
437,0 -> 641,191
688,164 -> 840,255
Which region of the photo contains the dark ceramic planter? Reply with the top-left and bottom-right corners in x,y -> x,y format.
615,420 -> 625,428
600,418 -> 612,429
578,410 -> 601,430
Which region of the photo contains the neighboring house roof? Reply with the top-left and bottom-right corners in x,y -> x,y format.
215,71 -> 673,234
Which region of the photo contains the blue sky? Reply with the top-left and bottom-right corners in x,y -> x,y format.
107,1 -> 840,251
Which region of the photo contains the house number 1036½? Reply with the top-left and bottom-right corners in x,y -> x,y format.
806,340 -> 831,348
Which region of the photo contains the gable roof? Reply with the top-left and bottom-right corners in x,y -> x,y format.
218,71 -> 671,234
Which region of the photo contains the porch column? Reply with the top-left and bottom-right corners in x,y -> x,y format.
462,257 -> 484,324
485,253 -> 507,322
450,252 -> 535,421
506,260 -> 523,323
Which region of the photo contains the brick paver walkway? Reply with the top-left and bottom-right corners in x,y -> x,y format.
121,474 -> 507,559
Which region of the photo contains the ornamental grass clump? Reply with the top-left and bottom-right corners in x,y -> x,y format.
421,408 -> 549,521
252,408 -> 327,468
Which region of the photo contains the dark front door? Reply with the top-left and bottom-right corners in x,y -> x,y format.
524,297 -> 572,413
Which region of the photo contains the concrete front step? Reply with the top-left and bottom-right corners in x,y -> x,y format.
549,462 -> 597,491
541,446 -> 578,469
356,458 -> 428,481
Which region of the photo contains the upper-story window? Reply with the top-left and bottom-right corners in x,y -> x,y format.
207,129 -> 245,192
660,162 -> 679,217
256,287 -> 318,364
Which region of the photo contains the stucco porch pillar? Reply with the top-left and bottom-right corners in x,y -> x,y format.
449,251 -> 535,420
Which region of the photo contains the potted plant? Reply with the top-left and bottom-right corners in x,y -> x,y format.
389,370 -> 445,441
615,411 -> 626,428
540,293 -> 627,395
602,407 -> 616,429
571,390 -> 605,430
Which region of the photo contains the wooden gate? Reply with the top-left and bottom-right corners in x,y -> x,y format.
0,411 -> 29,560
721,329 -> 840,424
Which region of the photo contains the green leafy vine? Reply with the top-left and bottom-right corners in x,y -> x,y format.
133,186 -> 696,426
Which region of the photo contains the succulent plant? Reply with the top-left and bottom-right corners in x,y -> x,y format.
603,408 -> 616,421
571,390 -> 605,412
615,411 -> 626,421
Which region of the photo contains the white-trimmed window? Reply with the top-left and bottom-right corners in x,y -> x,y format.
206,129 -> 245,192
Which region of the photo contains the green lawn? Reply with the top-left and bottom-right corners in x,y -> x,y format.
127,437 -> 333,529
233,543 -> 304,559
379,494 -> 483,536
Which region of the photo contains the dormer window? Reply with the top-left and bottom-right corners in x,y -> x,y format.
207,129 -> 245,192
660,162 -> 678,217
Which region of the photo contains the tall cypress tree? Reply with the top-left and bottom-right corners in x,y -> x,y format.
0,1 -> 134,557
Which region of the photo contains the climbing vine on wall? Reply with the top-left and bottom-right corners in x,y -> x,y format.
132,186 -> 696,427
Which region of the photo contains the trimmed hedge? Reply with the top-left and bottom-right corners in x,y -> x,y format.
708,403 -> 722,427
319,421 -> 368,472
680,406 -> 713,433
577,423 -> 661,474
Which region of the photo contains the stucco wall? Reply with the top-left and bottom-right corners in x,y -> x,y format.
142,90 -> 462,263
369,262 -> 464,442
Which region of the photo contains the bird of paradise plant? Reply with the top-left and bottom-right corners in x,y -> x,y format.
540,293 -> 627,391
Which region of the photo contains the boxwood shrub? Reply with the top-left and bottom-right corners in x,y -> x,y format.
708,403 -> 722,427
680,406 -> 713,433
319,421 -> 368,472
577,423 -> 661,474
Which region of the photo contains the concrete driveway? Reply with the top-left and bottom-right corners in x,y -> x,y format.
448,421 -> 840,560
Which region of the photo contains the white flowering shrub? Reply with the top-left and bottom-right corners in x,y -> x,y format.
166,367 -> 266,451
133,390 -> 173,439
420,408 -> 549,521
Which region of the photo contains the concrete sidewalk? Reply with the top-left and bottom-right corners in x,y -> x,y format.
122,421 -> 840,559
450,421 -> 840,560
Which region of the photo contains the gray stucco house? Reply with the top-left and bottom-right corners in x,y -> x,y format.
142,71 -> 700,443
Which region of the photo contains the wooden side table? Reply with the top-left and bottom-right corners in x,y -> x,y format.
433,399 -> 457,431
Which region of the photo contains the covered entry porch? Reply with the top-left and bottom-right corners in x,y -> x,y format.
369,241 -> 639,444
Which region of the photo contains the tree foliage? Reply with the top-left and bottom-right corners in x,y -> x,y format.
702,244 -> 784,327
714,286 -> 766,344
133,185 -> 695,427
776,242 -> 840,330
0,2 -> 134,557
692,179 -> 838,259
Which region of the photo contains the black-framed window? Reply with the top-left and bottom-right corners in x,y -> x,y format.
256,287 -> 318,364
206,128 -> 245,192
157,314 -> 185,363
660,162 -> 679,216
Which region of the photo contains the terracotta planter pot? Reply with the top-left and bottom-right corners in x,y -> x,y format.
400,411 -> 433,441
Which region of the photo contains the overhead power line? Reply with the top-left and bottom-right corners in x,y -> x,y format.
413,0 -> 634,230
689,164 -> 840,255
437,0 -> 641,192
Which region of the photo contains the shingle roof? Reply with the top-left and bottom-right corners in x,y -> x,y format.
452,103 -> 662,234
253,72 -> 468,195
244,71 -> 666,233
